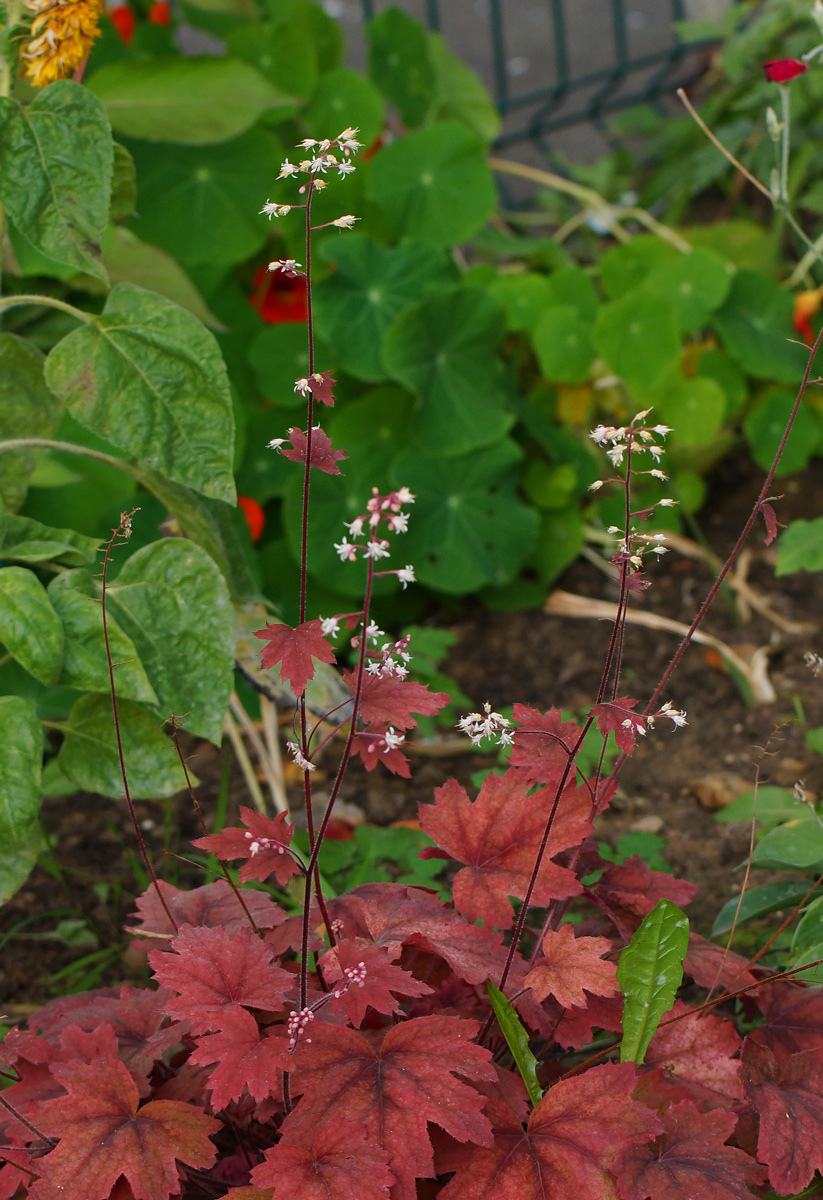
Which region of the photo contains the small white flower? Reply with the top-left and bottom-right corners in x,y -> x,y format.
267,437 -> 287,450
396,565 -> 416,589
365,621 -> 385,643
286,740 -> 316,772
395,487 -> 415,504
320,616 -> 341,637
336,160 -> 356,176
364,539 -> 391,561
278,160 -> 298,178
649,468 -> 668,481
332,213 -> 358,227
334,537 -> 358,562
607,445 -> 626,468
297,138 -> 318,149
383,727 -> 406,752
388,512 -> 409,533
657,701 -> 688,728
658,498 -> 678,507
294,377 -> 311,396
651,424 -> 673,436
588,479 -> 604,491
346,516 -> 365,538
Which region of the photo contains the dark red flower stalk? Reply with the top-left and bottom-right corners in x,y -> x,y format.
249,264 -> 308,323
763,58 -> 807,83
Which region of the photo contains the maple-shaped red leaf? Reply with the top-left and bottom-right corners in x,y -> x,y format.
524,923 -> 618,1008
33,1056 -> 219,1200
130,879 -> 284,940
343,669 -> 449,730
318,936 -> 433,1027
543,990 -> 625,1050
590,856 -> 697,937
418,769 -> 591,928
351,726 -> 411,777
508,704 -> 581,787
644,1001 -> 743,1108
223,1190 -> 273,1200
254,619 -> 336,698
439,1062 -> 661,1199
742,1039 -> 823,1193
749,981 -> 823,1062
284,1016 -> 495,1200
149,924 -> 294,1035
252,1124 -> 394,1198
683,933 -> 756,995
192,806 -> 301,887
613,1098 -> 765,1199
278,426 -> 347,475
189,1007 -> 290,1111
307,370 -> 336,407
591,697 -> 646,754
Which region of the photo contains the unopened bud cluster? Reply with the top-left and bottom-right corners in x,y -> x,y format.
287,954 -> 369,1051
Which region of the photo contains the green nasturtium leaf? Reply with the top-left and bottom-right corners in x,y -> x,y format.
367,6 -> 435,128
642,247 -> 733,334
391,439 -> 539,592
123,127 -> 280,268
618,899 -> 689,1065
45,282 -> 235,503
694,347 -> 747,417
103,227 -> 224,330
107,539 -> 235,744
247,324 -> 310,408
651,376 -> 726,449
528,506 -> 585,587
48,570 -> 157,704
712,270 -> 809,383
751,819 -> 823,870
426,32 -> 501,143
599,236 -> 677,300
488,273 -> 553,334
0,334 -> 61,511
305,67 -> 384,148
546,266 -> 600,322
382,285 -> 513,456
744,390 -> 821,476
0,514 -> 101,567
367,121 -> 496,246
0,696 -> 44,903
776,517 -> 823,576
533,305 -> 596,384
0,81 -> 112,280
0,567 -> 63,686
593,289 -> 680,388
314,235 -> 448,381
55,693 -> 188,798
487,982 -> 543,1106
86,57 -> 294,144
226,18 -> 317,101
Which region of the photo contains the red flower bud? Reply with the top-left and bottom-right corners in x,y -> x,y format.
763,58 -> 808,83
238,496 -> 266,543
148,0 -> 172,23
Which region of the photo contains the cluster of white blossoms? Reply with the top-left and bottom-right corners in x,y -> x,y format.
259,127 -> 362,234
457,702 -> 514,747
333,487 -> 416,590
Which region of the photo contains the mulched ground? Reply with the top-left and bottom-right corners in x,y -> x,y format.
2,452 -> 822,1017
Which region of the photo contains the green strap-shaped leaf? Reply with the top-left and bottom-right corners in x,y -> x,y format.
0,334 -> 62,512
617,898 -> 689,1065
48,570 -> 157,704
107,539 -> 235,744
0,567 -> 64,686
0,81 -> 112,280
0,697 -> 44,903
55,693 -> 188,799
44,282 -> 235,503
487,982 -> 543,1106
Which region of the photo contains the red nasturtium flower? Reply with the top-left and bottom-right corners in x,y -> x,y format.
793,287 -> 822,344
148,0 -> 171,22
249,264 -> 308,323
237,496 -> 266,542
763,58 -> 808,83
107,1 -> 135,42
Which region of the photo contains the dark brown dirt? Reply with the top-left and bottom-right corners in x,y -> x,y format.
2,453 -> 822,1016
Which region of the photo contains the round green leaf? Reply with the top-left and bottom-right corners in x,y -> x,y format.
56,693 -> 188,798
0,82 -> 112,280
382,286 -> 513,456
652,376 -> 726,448
599,237 -> 677,300
367,121 -> 496,246
0,696 -> 44,902
48,570 -> 157,704
694,348 -> 747,417
103,227 -> 223,330
593,289 -> 680,388
0,567 -> 63,686
305,67 -> 384,148
391,440 -> 539,592
87,57 -> 294,144
617,898 -> 689,1065
314,235 -> 448,380
123,127 -> 280,268
247,324 -> 310,407
367,6 -> 435,128
0,334 -> 61,512
528,506 -> 585,586
643,247 -> 733,334
45,282 -> 235,504
107,539 -> 235,743
712,270 -> 809,383
546,266 -> 600,322
776,517 -> 823,576
744,390 -> 821,476
426,32 -> 501,143
226,19 -> 317,101
533,305 -> 596,384
488,273 -> 553,334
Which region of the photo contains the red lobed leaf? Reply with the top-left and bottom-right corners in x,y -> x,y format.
439,1062 -> 661,1199
278,426 -> 348,475
351,727 -> 412,776
33,1056 -> 219,1200
318,936 -> 433,1027
418,769 -> 591,928
749,981 -> 823,1062
192,806 -> 301,887
130,879 -> 284,940
682,932 -> 756,995
307,371 -> 336,407
508,704 -> 581,788
524,923 -> 618,1008
254,619 -> 336,698
252,1124 -> 394,1198
343,669 -> 449,730
544,990 -> 625,1050
149,924 -> 294,1035
644,1001 -> 744,1109
742,1038 -> 823,1194
612,1098 -> 765,1199
189,1008 -> 290,1111
591,698 -> 646,754
590,856 -> 697,936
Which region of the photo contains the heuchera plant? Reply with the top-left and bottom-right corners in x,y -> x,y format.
3,128 -> 823,1200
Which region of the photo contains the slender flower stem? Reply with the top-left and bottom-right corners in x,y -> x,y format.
779,83 -> 791,202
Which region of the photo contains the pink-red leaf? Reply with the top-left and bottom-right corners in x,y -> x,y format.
508,705 -> 580,787
252,1125 -> 394,1198
591,698 -> 646,754
613,1099 -> 765,1199
683,933 -> 756,995
189,1008 -> 290,1111
284,1016 -> 495,1200
130,879 -> 284,939
742,1038 -> 823,1194
307,370 -> 336,407
149,924 -> 294,1035
524,923 -> 618,1008
343,669 -> 449,730
644,1001 -> 743,1108
192,807 -> 301,887
750,981 -> 823,1062
419,769 -> 591,928
279,426 -> 347,474
591,856 -> 697,934
34,1056 -> 219,1200
318,936 -> 433,1027
254,619 -> 336,698
439,1062 -> 661,1199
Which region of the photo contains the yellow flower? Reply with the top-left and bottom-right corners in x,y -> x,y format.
21,0 -> 103,88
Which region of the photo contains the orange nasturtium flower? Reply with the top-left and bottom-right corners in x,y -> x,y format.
21,0 -> 103,87
793,287 -> 823,345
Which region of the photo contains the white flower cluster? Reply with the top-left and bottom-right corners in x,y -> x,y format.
259,128 -> 362,228
648,701 -> 688,730
366,635 -> 412,680
457,702 -> 514,747
333,488 -> 416,590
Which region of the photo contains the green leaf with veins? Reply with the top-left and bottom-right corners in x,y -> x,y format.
0,697 -> 44,903
0,567 -> 63,686
0,335 -> 62,512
